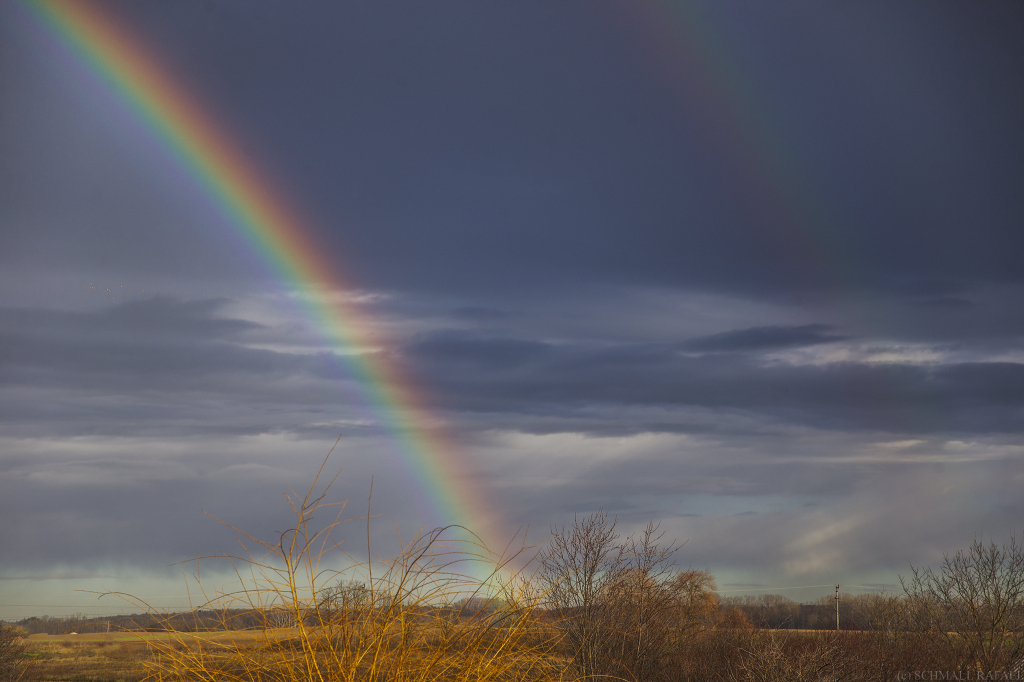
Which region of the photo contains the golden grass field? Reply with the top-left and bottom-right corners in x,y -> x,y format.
23,630 -> 287,681
21,622 -> 568,681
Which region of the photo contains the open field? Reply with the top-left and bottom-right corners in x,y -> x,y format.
24,633 -> 151,681
19,624 -> 567,681
12,624 -> 1022,682
27,630 -> 283,643
21,629 -> 298,681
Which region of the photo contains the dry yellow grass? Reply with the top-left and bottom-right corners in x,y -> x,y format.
95,447 -> 577,682
23,635 -> 151,681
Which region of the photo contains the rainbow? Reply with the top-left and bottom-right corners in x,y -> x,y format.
618,0 -> 842,292
23,0 -> 502,549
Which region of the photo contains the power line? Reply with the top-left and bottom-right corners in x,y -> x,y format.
717,583 -> 893,594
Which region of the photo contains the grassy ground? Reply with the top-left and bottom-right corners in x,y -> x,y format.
22,630 -> 292,681
22,625 -> 566,681
24,634 -> 148,681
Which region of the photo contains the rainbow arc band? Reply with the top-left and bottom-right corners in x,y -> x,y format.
25,0 -> 498,550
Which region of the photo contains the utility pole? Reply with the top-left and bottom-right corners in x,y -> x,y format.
835,585 -> 840,631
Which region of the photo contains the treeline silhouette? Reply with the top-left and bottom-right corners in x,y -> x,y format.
718,592 -> 881,630
0,594 -> 890,635
5,592 -> 884,635
12,610 -> 266,634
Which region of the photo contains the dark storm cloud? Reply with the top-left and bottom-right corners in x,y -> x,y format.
403,329 -> 1024,435
3,2 -> 1022,297
0,297 -> 258,343
451,306 -> 514,321
5,296 -> 1020,440
912,297 -> 974,309
0,298 -> 375,438
680,324 -> 848,352
0,299 -> 324,391
405,330 -> 548,369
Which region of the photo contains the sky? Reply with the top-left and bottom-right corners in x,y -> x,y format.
1,0 -> 1023,620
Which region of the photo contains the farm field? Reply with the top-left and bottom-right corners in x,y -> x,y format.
19,624 -> 567,681
22,630 -> 293,681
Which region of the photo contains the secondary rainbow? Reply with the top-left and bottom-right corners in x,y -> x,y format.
624,0 -> 844,291
26,0 -> 500,547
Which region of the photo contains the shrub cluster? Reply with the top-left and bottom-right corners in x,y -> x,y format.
0,624 -> 29,682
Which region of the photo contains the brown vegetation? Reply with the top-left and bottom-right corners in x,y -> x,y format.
19,635 -> 151,682
0,625 -> 29,682
901,535 -> 1024,672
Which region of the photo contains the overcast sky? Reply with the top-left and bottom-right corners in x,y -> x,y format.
2,0 -> 1023,619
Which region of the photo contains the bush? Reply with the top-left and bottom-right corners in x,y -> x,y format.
902,534 -> 1024,673
0,624 -> 30,682
538,512 -> 721,682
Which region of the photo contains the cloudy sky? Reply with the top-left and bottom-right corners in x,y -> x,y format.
2,1 -> 1023,619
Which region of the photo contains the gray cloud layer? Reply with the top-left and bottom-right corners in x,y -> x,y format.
3,298 -> 1021,441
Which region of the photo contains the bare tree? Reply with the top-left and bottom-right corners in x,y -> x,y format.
731,629 -> 857,682
600,521 -> 681,681
902,534 -> 1024,672
669,568 -> 719,635
860,593 -> 942,680
318,579 -> 370,618
539,514 -> 689,681
265,607 -> 297,629
538,510 -> 623,678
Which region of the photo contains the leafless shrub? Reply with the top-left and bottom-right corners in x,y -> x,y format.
0,625 -> 30,682
729,630 -> 863,682
538,510 -> 624,678
901,534 -> 1024,673
598,522 -> 682,681
539,513 -> 717,681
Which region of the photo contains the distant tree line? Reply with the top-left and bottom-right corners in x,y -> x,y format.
7,585 -> 995,638
8,609 -> 268,634
716,591 -> 886,630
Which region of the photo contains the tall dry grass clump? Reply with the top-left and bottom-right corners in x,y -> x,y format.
110,449 -> 571,682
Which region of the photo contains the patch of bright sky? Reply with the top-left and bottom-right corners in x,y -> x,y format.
0,569 -> 215,621
764,340 -> 951,367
